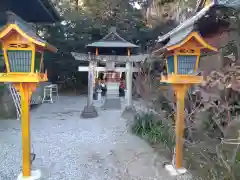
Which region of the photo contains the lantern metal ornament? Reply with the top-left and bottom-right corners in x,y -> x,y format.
0,14 -> 57,179
157,30 -> 217,174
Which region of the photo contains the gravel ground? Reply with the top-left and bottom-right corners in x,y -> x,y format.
0,96 -> 193,180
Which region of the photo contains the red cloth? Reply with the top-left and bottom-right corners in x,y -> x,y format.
120,82 -> 125,89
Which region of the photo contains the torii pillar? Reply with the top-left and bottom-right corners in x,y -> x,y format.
122,49 -> 136,116
126,50 -> 133,108
81,52 -> 98,118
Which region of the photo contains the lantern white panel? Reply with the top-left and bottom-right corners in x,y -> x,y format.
177,55 -> 197,74
7,50 -> 32,72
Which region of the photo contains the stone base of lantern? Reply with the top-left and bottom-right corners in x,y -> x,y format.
164,164 -> 187,176
17,169 -> 41,180
81,104 -> 98,118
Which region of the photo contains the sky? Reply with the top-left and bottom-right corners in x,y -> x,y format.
133,2 -> 141,9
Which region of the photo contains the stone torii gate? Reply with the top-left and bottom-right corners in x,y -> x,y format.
72,27 -> 147,118
72,53 -> 145,101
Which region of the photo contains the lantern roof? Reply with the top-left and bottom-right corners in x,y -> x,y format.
162,26 -> 194,50
154,0 -> 239,56
0,13 -> 57,52
86,27 -> 139,48
0,0 -> 60,23
153,26 -> 217,54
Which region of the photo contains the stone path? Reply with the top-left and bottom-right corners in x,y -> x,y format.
102,98 -> 122,109
0,96 -> 192,180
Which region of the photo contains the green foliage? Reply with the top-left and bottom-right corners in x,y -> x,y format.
132,112 -> 175,152
38,0 -> 167,87
0,83 -> 6,96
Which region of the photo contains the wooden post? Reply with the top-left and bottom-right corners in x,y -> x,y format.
94,48 -> 98,87
18,83 -> 36,177
96,48 -> 99,56
173,84 -> 188,169
127,48 -> 130,56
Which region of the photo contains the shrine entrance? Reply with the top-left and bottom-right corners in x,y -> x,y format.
72,27 -> 147,118
75,58 -> 140,102
95,68 -> 123,96
96,70 -> 126,96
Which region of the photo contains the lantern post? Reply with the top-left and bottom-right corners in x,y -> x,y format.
0,16 -> 56,180
159,31 -> 217,175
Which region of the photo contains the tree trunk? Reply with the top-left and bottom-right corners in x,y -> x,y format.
235,12 -> 240,61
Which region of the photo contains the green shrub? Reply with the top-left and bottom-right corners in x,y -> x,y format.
132,111 -> 175,152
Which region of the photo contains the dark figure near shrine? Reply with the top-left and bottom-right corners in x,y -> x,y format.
119,79 -> 125,97
100,79 -> 107,96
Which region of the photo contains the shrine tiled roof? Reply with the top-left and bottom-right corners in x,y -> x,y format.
157,2 -> 214,43
217,0 -> 240,9
157,0 -> 240,44
1,0 -> 60,23
86,41 -> 139,48
86,28 -> 139,48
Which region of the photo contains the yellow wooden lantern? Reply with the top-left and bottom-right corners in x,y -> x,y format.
158,30 -> 217,171
161,31 -> 217,84
0,15 -> 57,178
0,18 -> 56,83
